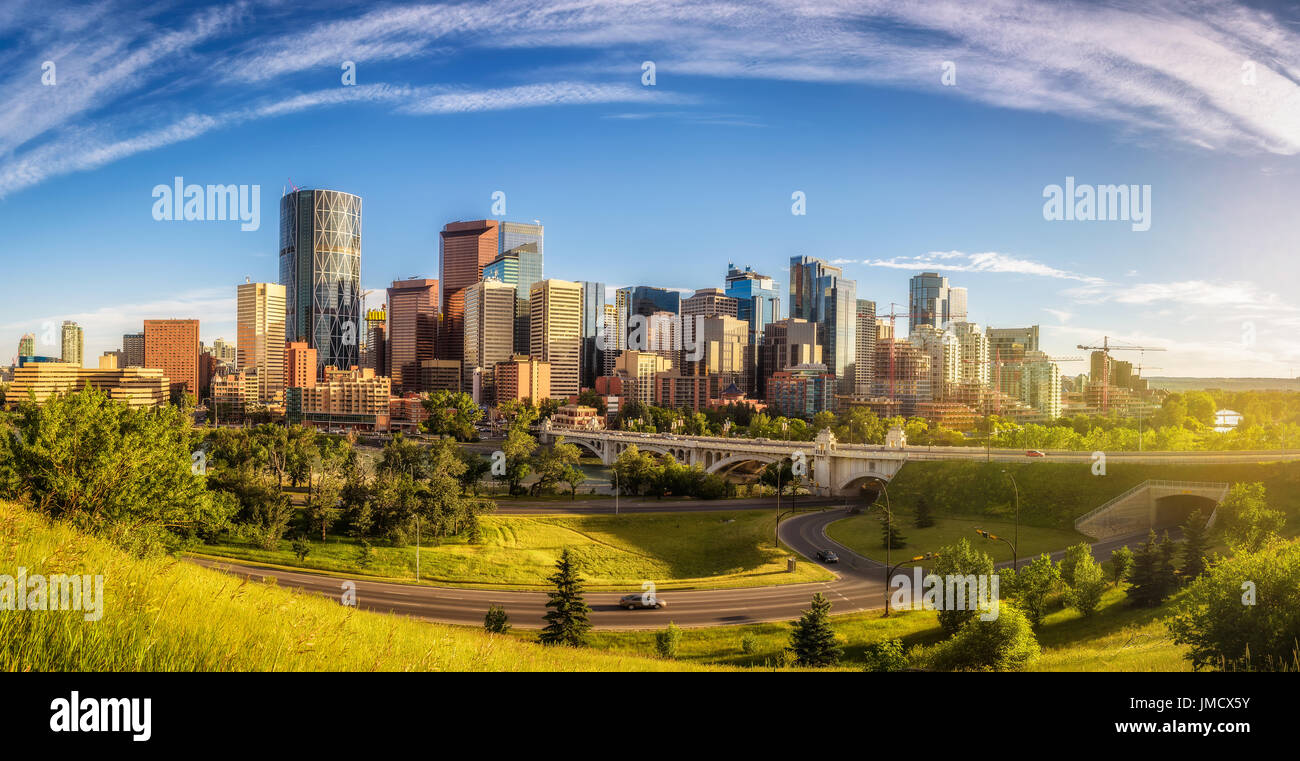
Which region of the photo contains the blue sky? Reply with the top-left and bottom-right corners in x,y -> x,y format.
2,0 -> 1299,376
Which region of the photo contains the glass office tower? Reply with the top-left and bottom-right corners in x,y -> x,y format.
579,281 -> 606,389
789,256 -> 857,395
279,189 -> 362,374
724,262 -> 781,339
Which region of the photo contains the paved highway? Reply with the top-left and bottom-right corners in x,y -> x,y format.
191,506 -> 1156,630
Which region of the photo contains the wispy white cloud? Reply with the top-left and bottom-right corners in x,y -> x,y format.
864,251 -> 1107,285
3,0 -> 1298,201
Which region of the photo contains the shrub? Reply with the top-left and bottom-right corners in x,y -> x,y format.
655,622 -> 683,659
922,602 -> 1039,672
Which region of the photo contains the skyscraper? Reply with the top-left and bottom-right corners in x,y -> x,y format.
463,278 -> 517,403
854,300 -> 877,397
529,279 -> 582,399
725,263 -> 781,338
60,321 -> 83,367
18,333 -> 35,358
386,278 -> 438,394
144,319 -> 199,397
438,220 -> 499,363
236,282 -> 287,403
579,281 -> 606,390
497,220 -> 544,295
908,272 -> 966,331
279,188 -> 362,374
789,256 -> 857,395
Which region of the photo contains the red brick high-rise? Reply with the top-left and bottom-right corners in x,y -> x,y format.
438,220 -> 498,362
285,341 -> 317,389
386,278 -> 438,393
144,319 -> 199,397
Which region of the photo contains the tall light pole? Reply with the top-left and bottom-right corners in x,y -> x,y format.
773,461 -> 783,549
1000,469 -> 1020,570
886,552 -> 939,617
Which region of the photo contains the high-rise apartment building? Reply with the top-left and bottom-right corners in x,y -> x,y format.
908,272 -> 967,331
614,351 -> 674,406
495,355 -> 551,403
18,334 -> 35,358
279,189 -> 362,374
438,220 -> 499,363
122,333 -> 145,367
60,321 -> 83,367
529,279 -> 582,399
285,340 -> 317,389
854,300 -> 877,397
952,322 -> 990,387
385,278 -> 438,394
236,282 -> 287,403
463,278 -> 517,403
601,302 -> 619,378
789,256 -> 856,394
909,324 -> 962,401
144,319 -> 200,397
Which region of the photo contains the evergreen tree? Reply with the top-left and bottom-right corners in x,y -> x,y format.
880,515 -> 908,549
539,549 -> 591,647
1109,546 -> 1134,586
1157,531 -> 1180,595
1127,531 -> 1178,607
789,592 -> 842,667
484,605 -> 511,634
1180,509 -> 1211,580
914,498 -> 935,529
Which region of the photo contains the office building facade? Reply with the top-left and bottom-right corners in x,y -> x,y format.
237,282 -> 287,403
789,256 -> 856,394
279,188 -> 363,374
529,279 -> 583,398
144,319 -> 199,397
386,278 -> 438,394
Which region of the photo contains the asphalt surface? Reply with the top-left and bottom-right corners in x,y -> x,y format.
190,506 -> 1161,630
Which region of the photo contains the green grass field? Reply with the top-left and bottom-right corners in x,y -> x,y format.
529,584 -> 1191,671
883,460 -> 1300,530
0,501 -> 720,672
200,510 -> 834,590
824,513 -> 1089,564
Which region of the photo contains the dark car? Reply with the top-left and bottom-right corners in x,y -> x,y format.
815,549 -> 839,563
619,593 -> 665,610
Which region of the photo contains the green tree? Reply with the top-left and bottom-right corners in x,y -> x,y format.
1180,508 -> 1212,579
1168,539 -> 1300,671
924,602 -> 1040,672
1217,482 -> 1286,553
291,534 -> 312,561
1059,542 -> 1092,588
484,605 -> 511,634
655,622 -> 683,659
1109,546 -> 1134,586
788,592 -> 842,667
879,516 -> 907,549
0,386 -> 236,555
497,427 -> 536,496
913,497 -> 935,529
861,639 -> 908,672
539,549 -> 591,647
933,539 -> 995,634
1065,552 -> 1106,617
1127,531 -> 1178,607
421,390 -> 483,441
1006,553 -> 1060,627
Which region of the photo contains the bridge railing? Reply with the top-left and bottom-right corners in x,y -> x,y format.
1074,480 -> 1232,531
1074,480 -> 1152,529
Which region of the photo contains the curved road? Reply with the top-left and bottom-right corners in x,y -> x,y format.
190,506 -> 1155,630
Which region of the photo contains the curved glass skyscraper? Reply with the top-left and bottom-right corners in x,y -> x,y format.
279,189 -> 362,375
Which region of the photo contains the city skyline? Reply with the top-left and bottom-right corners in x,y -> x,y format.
2,0 -> 1299,377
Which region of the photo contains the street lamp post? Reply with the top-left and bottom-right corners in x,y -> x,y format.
885,552 -> 939,616
999,469 -> 1020,570
774,462 -> 783,549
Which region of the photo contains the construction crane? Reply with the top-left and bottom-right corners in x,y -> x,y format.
1076,336 -> 1166,413
876,303 -> 938,407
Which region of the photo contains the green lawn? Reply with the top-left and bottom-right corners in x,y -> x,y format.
534,583 -> 1191,671
199,510 -> 834,590
825,512 -> 1089,565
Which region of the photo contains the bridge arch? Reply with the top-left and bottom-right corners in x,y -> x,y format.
1153,494 -> 1219,528
707,452 -> 781,476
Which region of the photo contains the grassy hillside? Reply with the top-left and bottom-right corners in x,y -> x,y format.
825,514 -> 1087,564
0,501 -> 719,672
200,510 -> 833,590
543,586 -> 1191,671
884,460 -> 1300,530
